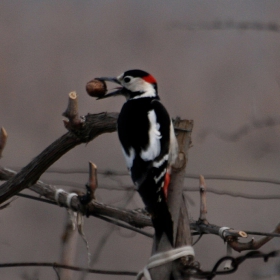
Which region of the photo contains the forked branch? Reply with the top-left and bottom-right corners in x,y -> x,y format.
0,92 -> 118,204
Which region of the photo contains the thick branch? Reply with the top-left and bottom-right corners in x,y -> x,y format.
170,119 -> 193,247
0,169 -> 149,228
150,119 -> 194,280
0,112 -> 118,204
192,222 -> 247,240
30,179 -> 151,228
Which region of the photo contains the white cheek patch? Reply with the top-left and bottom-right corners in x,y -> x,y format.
122,147 -> 135,169
140,110 -> 162,161
129,79 -> 157,99
131,90 -> 156,99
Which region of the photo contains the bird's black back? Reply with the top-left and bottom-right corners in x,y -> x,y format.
117,96 -> 174,245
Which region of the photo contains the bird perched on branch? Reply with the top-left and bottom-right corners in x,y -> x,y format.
97,69 -> 178,245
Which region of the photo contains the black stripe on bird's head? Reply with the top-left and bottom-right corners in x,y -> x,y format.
97,69 -> 158,100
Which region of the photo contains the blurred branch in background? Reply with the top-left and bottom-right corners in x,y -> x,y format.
198,116 -> 280,142
0,262 -> 138,277
169,20 -> 280,33
6,166 -> 280,200
0,250 -> 279,279
1,166 -> 280,237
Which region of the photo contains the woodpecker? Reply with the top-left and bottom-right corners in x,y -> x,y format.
97,70 -> 178,245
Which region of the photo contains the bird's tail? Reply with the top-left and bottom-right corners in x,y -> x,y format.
138,169 -> 174,246
151,198 -> 174,246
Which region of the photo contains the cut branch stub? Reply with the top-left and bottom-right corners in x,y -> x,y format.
79,162 -> 98,204
63,91 -> 84,130
63,92 -> 78,119
88,161 -> 98,198
0,127 -> 8,158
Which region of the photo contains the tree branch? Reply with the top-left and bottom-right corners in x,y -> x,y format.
227,223 -> 280,252
0,166 -> 278,251
1,164 -> 280,275
0,107 -> 118,204
150,119 -> 194,280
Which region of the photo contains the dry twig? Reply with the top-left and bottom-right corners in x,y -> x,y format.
87,161 -> 98,199
199,175 -> 207,222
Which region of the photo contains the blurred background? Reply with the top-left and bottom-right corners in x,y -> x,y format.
1,1 -> 280,279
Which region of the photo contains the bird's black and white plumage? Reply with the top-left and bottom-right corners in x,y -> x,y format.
97,70 -> 178,245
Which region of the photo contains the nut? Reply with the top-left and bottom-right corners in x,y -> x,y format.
86,79 -> 107,98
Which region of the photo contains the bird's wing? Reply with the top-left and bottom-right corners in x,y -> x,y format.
145,99 -> 173,166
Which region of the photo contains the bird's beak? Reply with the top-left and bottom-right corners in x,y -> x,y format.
95,77 -> 123,100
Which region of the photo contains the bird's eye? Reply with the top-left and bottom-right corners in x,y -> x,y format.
124,77 -> 131,83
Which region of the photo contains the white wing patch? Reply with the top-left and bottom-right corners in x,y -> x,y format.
121,146 -> 135,169
140,110 -> 162,161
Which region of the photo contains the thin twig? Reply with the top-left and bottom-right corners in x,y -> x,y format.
1,167 -> 279,244
0,262 -> 137,276
199,175 -> 207,222
8,166 -> 280,188
95,214 -> 153,238
85,191 -> 135,279
0,251 -> 279,279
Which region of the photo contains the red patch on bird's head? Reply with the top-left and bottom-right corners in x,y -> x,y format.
143,74 -> 157,84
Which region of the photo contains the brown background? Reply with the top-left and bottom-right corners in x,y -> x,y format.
1,1 -> 280,279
